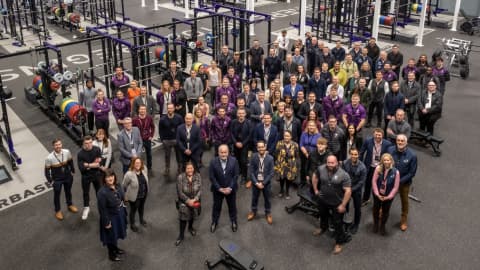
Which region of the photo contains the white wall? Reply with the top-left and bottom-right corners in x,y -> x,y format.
439,0 -> 480,17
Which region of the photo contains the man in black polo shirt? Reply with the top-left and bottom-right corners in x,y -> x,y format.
249,39 -> 265,90
312,155 -> 352,254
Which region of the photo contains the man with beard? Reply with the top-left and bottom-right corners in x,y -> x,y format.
312,155 -> 352,254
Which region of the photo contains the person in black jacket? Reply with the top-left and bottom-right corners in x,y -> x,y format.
417,81 -> 443,135
77,135 -> 103,221
97,169 -> 127,262
159,104 -> 184,175
218,45 -> 233,76
162,61 -> 185,85
276,106 -> 302,142
264,48 -> 282,87
387,45 -> 403,78
231,108 -> 252,184
306,137 -> 330,183
173,80 -> 187,118
400,72 -> 421,128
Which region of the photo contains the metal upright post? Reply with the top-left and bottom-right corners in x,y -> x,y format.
450,0 -> 462,31
416,0 -> 429,47
372,0 -> 382,40
300,0 -> 306,41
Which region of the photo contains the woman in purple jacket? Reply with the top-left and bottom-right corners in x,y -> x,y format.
112,90 -> 131,130
92,89 -> 111,135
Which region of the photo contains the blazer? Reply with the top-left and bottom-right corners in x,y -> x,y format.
249,153 -> 275,185
250,100 -> 273,123
231,119 -> 252,148
176,124 -> 202,156
117,127 -> 143,165
417,90 -> 443,115
283,84 -> 303,99
298,102 -> 323,121
209,156 -> 239,192
360,137 -> 392,168
252,123 -> 279,154
122,170 -> 149,202
275,116 -> 302,142
132,95 -> 157,116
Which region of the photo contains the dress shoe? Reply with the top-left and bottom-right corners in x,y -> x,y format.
266,214 -> 273,225
55,211 -> 64,221
131,225 -> 139,232
247,212 -> 256,221
245,181 -> 252,189
109,256 -> 122,262
175,238 -> 183,246
349,224 -> 359,235
312,228 -> 327,236
231,222 -> 238,232
115,248 -> 125,255
68,205 -> 78,213
189,228 -> 197,236
210,222 -> 217,233
333,244 -> 343,255
140,220 -> 148,227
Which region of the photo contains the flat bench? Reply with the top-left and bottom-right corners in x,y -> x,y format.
410,130 -> 444,156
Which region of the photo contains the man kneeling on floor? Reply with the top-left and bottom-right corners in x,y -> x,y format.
312,155 -> 352,254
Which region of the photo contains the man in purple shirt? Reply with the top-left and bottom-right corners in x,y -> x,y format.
111,66 -> 130,95
225,66 -> 242,96
342,93 -> 366,131
216,78 -> 236,106
210,107 -> 232,154
382,63 -> 397,85
322,86 -> 344,123
215,94 -> 236,118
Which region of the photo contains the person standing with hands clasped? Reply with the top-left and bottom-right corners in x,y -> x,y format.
175,162 -> 202,246
45,138 -> 78,220
122,157 -> 149,233
77,135 -> 103,220
247,141 -> 275,224
97,169 -> 127,262
371,153 -> 400,235
312,155 -> 352,255
209,145 -> 240,233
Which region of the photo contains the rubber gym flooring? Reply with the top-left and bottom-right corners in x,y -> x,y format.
0,1 -> 480,269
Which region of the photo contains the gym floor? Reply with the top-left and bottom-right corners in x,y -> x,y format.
1,1 -> 480,269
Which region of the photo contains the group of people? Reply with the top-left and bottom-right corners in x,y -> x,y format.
45,33 -> 450,259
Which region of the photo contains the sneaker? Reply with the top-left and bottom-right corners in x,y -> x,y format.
68,205 -> 78,213
81,207 -> 90,220
285,195 -> 291,200
278,192 -> 284,198
55,211 -> 64,221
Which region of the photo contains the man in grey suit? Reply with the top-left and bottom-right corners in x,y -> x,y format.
184,69 -> 204,114
118,117 -> 143,173
249,91 -> 273,125
132,86 -> 156,117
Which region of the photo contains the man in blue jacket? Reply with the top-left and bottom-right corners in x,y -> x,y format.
209,145 -> 240,233
359,128 -> 392,205
388,134 -> 417,232
247,141 -> 275,225
252,113 -> 278,155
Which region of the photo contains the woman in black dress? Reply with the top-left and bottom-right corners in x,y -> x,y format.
97,169 -> 127,261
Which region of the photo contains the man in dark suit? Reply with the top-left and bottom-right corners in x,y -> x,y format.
276,106 -> 302,142
131,86 -> 156,117
247,141 -> 275,225
252,113 -> 278,155
209,145 -> 240,233
359,128 -> 392,205
118,117 -> 143,173
249,91 -> 273,125
298,92 -> 323,122
176,113 -> 202,170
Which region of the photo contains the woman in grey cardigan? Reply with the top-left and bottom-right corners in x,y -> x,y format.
122,157 -> 149,233
176,162 -> 202,246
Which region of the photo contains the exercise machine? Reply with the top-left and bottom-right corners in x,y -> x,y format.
205,239 -> 264,270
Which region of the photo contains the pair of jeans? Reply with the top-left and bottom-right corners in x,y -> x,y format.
233,145 -> 249,180
251,183 -> 271,214
351,190 -> 362,225
52,177 -> 73,212
318,200 -> 349,244
163,139 -> 179,170
81,174 -> 101,207
368,101 -> 383,126
129,196 -> 147,225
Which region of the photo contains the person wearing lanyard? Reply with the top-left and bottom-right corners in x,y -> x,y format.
184,70 -> 204,114
159,103 -> 184,176
45,138 -> 78,220
371,153 -> 400,235
133,105 -> 155,175
359,128 -> 392,206
156,80 -> 176,117
117,118 -> 143,174
247,141 -> 275,224
176,113 -> 202,171
300,121 -> 321,185
132,85 -> 156,117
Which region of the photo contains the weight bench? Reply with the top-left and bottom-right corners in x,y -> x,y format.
410,130 -> 444,156
205,239 -> 264,270
285,184 -> 320,218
